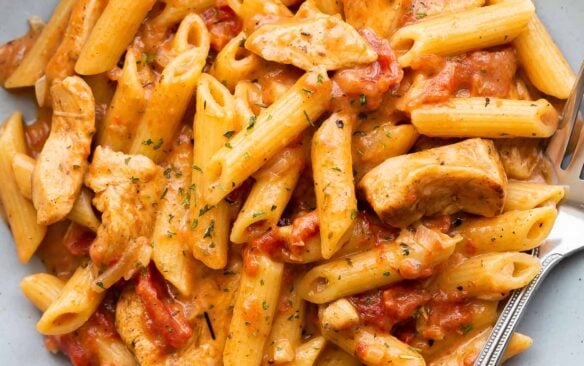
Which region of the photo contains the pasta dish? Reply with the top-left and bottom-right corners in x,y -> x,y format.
0,0 -> 575,365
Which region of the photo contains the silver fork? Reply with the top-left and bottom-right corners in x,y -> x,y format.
475,61 -> 584,366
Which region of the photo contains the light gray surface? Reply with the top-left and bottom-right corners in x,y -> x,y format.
0,0 -> 583,365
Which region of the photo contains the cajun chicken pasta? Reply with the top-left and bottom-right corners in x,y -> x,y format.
0,0 -> 575,365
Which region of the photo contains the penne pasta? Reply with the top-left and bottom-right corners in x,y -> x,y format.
98,48 -> 152,152
191,73 -> 238,269
205,68 -> 332,205
37,263 -> 105,335
285,336 -> 327,366
4,0 -> 77,88
0,112 -> 46,263
320,317 -> 425,366
211,32 -> 265,92
411,98 -> 559,139
312,112 -> 357,259
433,252 -> 541,300
223,252 -> 284,366
263,274 -> 306,365
40,0 -> 107,105
316,344 -> 361,366
429,327 -> 532,365
129,14 -> 210,162
20,273 -> 66,312
231,145 -> 304,244
454,206 -> 557,254
151,134 -> 199,296
489,0 -> 575,98
391,0 -> 535,67
298,225 -> 460,304
75,0 -> 157,75
504,182 -> 565,211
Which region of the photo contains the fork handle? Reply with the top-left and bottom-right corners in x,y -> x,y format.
474,252 -> 564,366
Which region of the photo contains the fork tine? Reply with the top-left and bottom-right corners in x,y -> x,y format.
547,61 -> 584,169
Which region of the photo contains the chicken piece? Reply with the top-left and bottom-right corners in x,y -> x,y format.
84,146 -> 163,271
359,138 -> 507,228
343,0 -> 402,38
32,76 -> 95,225
245,11 -> 377,71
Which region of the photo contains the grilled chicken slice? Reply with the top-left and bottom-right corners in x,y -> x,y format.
32,76 -> 95,225
84,146 -> 163,271
245,11 -> 377,71
359,138 -> 507,228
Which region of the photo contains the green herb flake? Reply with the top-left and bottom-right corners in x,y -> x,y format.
247,115 -> 257,130
359,94 -> 367,106
203,219 -> 215,238
224,130 -> 235,138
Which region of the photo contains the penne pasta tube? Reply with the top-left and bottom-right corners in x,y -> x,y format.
391,0 -> 535,67
489,0 -> 575,98
285,336 -> 327,366
75,0 -> 157,75
11,152 -> 34,200
4,0 -> 77,88
37,263 -> 106,335
0,112 -> 46,263
231,146 -> 305,244
454,206 -> 557,254
227,0 -> 292,27
316,345 -> 361,366
151,134 -> 198,296
11,153 -> 101,232
298,225 -> 460,304
129,14 -> 209,162
263,274 -> 306,365
98,48 -> 151,152
20,273 -> 66,312
40,0 -> 107,105
504,182 -> 565,211
352,123 -> 419,181
233,80 -> 263,130
512,13 -> 576,99
433,252 -> 541,300
320,318 -> 425,366
94,337 -> 139,366
211,32 -> 265,92
411,98 -> 559,138
429,327 -> 532,365
205,68 -> 332,206
66,188 -> 101,233
150,0 -> 215,29
223,252 -> 284,366
191,74 -> 238,269
313,112 -> 358,259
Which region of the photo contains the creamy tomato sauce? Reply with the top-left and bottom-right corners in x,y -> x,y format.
404,47 -> 518,110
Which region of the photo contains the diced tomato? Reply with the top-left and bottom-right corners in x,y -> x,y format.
63,223 -> 95,257
136,264 -> 192,349
289,211 -> 319,254
333,28 -> 403,110
404,47 -> 517,110
350,282 -> 430,332
201,6 -> 242,51
44,334 -> 91,366
24,108 -> 52,157
418,290 -> 473,340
